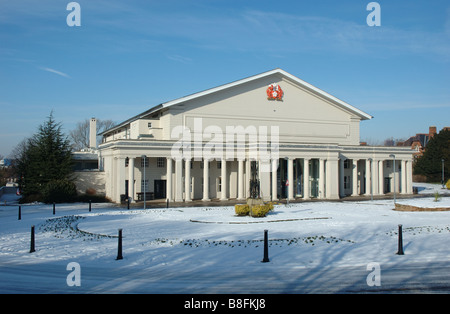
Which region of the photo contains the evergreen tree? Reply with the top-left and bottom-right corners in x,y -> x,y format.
15,112 -> 74,202
414,129 -> 450,183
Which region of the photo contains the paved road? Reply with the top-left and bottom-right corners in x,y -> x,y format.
0,260 -> 448,294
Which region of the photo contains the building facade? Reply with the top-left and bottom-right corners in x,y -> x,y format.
99,69 -> 414,203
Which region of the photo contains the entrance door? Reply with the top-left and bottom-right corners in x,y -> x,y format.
310,159 -> 319,198
384,177 -> 391,194
154,180 -> 166,199
277,159 -> 288,199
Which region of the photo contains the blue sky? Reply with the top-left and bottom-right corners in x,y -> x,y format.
1,0 -> 449,156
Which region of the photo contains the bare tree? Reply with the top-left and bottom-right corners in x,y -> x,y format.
70,118 -> 115,151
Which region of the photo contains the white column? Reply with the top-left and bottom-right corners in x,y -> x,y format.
303,158 -> 310,200
237,159 -> 245,200
372,159 -> 379,195
319,158 -> 325,199
339,158 -> 345,198
128,157 -> 135,202
365,159 -> 371,196
202,159 -> 210,201
378,160 -> 384,195
401,160 -> 407,194
288,158 -> 294,200
271,159 -> 278,201
166,157 -> 173,202
175,159 -> 183,202
220,159 -> 227,201
185,158 -> 191,202
407,160 -> 413,194
352,159 -> 358,196
116,157 -> 125,203
326,157 -> 340,200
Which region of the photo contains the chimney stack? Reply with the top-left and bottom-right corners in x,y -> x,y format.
89,118 -> 97,149
429,126 -> 437,138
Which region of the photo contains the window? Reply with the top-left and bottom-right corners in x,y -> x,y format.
125,157 -> 129,167
386,160 -> 391,168
217,161 -> 221,169
141,180 -> 149,192
148,122 -> 152,128
344,159 -> 350,169
344,176 -> 351,189
141,157 -> 149,168
217,177 -> 222,192
157,157 -> 165,168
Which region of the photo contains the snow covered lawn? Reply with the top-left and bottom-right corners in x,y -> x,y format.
0,196 -> 449,293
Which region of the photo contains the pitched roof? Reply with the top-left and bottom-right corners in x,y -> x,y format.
101,68 -> 372,135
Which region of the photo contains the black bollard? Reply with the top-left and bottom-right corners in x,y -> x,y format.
166,199 -> 169,208
127,197 -> 130,210
53,203 -> 56,215
30,225 -> 35,253
396,224 -> 404,255
261,229 -> 270,263
18,206 -> 21,220
89,200 -> 92,212
116,229 -> 123,260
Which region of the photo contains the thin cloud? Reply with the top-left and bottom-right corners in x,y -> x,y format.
38,67 -> 71,78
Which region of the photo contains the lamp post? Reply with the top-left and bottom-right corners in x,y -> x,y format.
389,154 -> 396,203
141,155 -> 147,210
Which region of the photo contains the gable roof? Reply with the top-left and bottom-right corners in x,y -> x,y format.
101,68 -> 372,135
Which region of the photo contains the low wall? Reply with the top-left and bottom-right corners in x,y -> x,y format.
394,203 -> 450,212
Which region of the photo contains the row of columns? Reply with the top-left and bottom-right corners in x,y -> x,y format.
341,158 -> 413,197
121,156 -> 413,203
166,157 -> 242,202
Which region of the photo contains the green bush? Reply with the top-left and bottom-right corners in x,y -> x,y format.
235,204 -> 250,216
446,179 -> 450,190
42,180 -> 77,204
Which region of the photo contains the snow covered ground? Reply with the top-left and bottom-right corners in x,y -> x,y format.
0,183 -> 449,294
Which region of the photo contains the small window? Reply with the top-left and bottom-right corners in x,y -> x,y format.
217,161 -> 221,169
141,180 -> 149,192
148,122 -> 152,128
157,157 -> 165,168
344,159 -> 350,169
141,157 -> 149,168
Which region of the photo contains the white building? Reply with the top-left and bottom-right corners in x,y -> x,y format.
99,69 -> 413,203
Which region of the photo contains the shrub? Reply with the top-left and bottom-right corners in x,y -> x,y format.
235,204 -> 250,216
266,202 -> 275,211
446,179 -> 450,190
251,204 -> 271,217
42,180 -> 77,204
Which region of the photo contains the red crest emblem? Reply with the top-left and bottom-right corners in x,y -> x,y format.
266,83 -> 283,101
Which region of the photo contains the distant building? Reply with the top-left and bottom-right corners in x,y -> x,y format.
398,126 -> 450,161
72,118 -> 106,196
